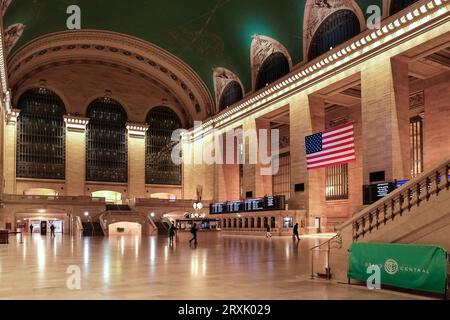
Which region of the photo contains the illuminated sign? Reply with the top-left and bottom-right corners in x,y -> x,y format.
209,196 -> 285,214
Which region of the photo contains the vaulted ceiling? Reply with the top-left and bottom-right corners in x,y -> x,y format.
4,0 -> 381,95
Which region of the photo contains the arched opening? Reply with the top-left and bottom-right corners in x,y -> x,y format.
255,52 -> 290,90
108,222 -> 142,236
389,0 -> 419,15
146,107 -> 182,185
23,188 -> 59,196
308,10 -> 361,61
91,190 -> 122,204
16,88 -> 66,180
86,97 -> 127,183
219,81 -> 243,111
150,193 -> 176,200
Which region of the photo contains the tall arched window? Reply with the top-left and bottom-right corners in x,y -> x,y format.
219,81 -> 243,111
308,10 -> 360,61
86,97 -> 127,183
16,88 -> 66,179
390,0 -> 419,15
255,52 -> 290,90
146,107 -> 181,185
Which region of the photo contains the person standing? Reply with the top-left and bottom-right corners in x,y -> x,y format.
189,223 -> 198,245
293,222 -> 300,241
168,222 -> 178,245
266,224 -> 272,238
29,224 -> 34,235
50,224 -> 56,238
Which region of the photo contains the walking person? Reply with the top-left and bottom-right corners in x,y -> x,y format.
168,222 -> 178,245
266,224 -> 272,238
293,222 -> 300,241
189,223 -> 198,245
50,224 -> 56,238
29,224 -> 34,235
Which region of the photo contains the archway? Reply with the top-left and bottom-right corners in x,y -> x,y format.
23,188 -> 59,196
91,190 -> 122,204
108,222 -> 142,236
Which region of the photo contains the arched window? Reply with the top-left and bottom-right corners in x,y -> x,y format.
16,88 -> 66,179
308,10 -> 360,61
390,0 -> 419,15
146,107 -> 181,185
86,97 -> 127,183
255,52 -> 290,90
219,81 -> 243,111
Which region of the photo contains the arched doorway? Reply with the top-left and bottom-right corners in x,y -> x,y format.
91,190 -> 122,204
108,222 -> 142,236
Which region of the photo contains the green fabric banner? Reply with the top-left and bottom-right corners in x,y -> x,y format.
348,243 -> 448,294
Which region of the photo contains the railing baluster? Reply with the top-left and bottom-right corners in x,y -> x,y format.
375,208 -> 380,229
408,188 -> 412,210
435,170 -> 441,195
446,165 -> 449,190
426,177 -> 431,200
391,199 -> 395,221
399,193 -> 404,216
361,217 -> 366,236
383,203 -> 387,224
368,213 -> 373,232
417,182 -> 421,205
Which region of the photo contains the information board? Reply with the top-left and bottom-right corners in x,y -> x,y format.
209,195 -> 285,214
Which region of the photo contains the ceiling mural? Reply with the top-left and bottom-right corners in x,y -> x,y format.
3,0 -> 382,94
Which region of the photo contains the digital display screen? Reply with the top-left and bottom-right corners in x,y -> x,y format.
209,195 -> 285,214
363,182 -> 396,205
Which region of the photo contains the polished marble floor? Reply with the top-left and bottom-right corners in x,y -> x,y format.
0,232 -> 429,300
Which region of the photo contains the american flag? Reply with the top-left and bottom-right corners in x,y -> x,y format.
305,123 -> 355,170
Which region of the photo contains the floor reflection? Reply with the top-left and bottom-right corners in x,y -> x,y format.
0,232 -> 426,300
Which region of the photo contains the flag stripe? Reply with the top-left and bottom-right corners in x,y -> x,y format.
307,150 -> 356,164
322,130 -> 353,143
323,137 -> 354,149
306,146 -> 355,161
322,127 -> 354,140
307,155 -> 356,168
305,123 -> 355,170
306,143 -> 354,158
323,125 -> 354,137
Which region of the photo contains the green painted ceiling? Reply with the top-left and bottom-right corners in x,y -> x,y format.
4,0 -> 382,94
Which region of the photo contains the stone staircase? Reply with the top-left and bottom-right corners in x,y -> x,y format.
327,157 -> 450,281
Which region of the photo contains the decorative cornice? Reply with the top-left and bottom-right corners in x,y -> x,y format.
126,122 -> 149,138
6,108 -> 19,124
64,115 -> 89,132
188,0 -> 449,140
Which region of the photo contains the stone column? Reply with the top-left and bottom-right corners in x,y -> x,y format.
126,123 -> 148,199
4,109 -> 20,194
361,57 -> 409,184
64,115 -> 89,196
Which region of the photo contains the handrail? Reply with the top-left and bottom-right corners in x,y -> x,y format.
310,234 -> 341,279
338,157 -> 450,241
2,194 -> 105,202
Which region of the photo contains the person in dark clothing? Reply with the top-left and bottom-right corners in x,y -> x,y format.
293,222 -> 300,241
29,224 -> 34,235
50,224 -> 56,238
168,223 -> 178,244
189,223 -> 198,245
